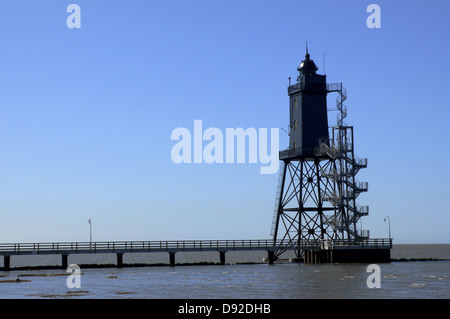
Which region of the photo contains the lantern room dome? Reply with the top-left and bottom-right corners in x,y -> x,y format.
297,52 -> 318,75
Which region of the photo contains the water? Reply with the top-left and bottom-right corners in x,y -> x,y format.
1,244 -> 449,299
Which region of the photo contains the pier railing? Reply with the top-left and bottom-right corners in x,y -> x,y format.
0,238 -> 392,255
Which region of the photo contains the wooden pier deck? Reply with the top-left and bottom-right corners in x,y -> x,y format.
0,238 -> 392,269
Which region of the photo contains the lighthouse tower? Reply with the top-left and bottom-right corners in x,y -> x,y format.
287,47 -> 329,158
270,47 -> 377,261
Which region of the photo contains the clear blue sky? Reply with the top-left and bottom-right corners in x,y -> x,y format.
0,0 -> 449,244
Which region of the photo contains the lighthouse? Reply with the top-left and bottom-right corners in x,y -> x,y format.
268,46 -> 390,263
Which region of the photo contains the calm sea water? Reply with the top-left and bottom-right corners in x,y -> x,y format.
0,244 -> 449,299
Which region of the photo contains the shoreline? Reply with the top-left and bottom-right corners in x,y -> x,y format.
1,258 -> 450,272
0,261 -> 262,272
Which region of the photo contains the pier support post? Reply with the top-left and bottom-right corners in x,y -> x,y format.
4,256 -> 10,270
169,252 -> 176,267
117,253 -> 124,267
61,254 -> 68,269
219,251 -> 226,265
267,250 -> 275,265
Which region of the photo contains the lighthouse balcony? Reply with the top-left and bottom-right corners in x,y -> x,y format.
288,82 -> 305,95
279,148 -> 300,160
279,147 -> 329,161
288,81 -> 326,95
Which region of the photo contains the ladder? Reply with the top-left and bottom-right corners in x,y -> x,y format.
270,161 -> 285,237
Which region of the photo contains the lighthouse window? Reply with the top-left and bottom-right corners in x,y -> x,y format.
294,120 -> 298,130
294,98 -> 298,109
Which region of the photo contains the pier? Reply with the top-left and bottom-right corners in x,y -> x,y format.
0,238 -> 392,270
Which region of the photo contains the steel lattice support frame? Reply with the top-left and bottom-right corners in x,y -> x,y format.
272,157 -> 336,258
271,130 -> 369,259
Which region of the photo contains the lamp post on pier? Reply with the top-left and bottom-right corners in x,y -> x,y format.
88,218 -> 92,246
384,216 -> 391,241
